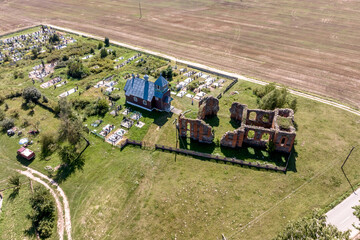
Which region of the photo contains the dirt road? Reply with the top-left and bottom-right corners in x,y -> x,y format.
18,167 -> 72,240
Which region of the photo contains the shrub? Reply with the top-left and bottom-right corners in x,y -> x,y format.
23,87 -> 42,103
100,48 -> 108,58
67,59 -> 89,79
40,133 -> 58,158
98,42 -> 103,49
49,34 -> 60,44
104,37 -> 110,47
0,118 -> 15,130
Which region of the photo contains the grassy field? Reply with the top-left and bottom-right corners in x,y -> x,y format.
0,0 -> 360,108
0,28 -> 360,240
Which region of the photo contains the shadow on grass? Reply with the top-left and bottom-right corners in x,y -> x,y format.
8,188 -> 19,201
16,155 -> 33,167
54,157 -> 85,183
204,115 -> 219,127
178,136 -> 216,154
124,103 -> 173,128
24,221 -> 37,239
286,148 -> 298,172
229,119 -> 241,129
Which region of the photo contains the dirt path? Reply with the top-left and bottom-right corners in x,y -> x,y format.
46,24 -> 360,117
18,169 -> 65,240
17,167 -> 72,240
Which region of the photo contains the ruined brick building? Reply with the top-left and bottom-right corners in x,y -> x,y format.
178,99 -> 296,153
221,103 -> 296,153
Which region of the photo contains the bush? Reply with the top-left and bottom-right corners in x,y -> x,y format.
0,118 -> 15,130
29,186 -> 55,239
85,99 -> 109,117
49,34 -> 60,44
100,48 -> 108,58
23,87 -> 42,103
98,42 -> 103,49
67,59 -> 89,79
40,133 -> 58,158
104,37 -> 110,47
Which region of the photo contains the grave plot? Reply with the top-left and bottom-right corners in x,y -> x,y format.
29,62 -> 57,80
58,88 -> 77,98
40,77 -> 62,89
121,118 -> 134,129
105,128 -> 127,145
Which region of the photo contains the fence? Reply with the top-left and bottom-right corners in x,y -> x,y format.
117,138 -> 288,173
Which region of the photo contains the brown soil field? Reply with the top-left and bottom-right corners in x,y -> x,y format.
1,0 -> 360,108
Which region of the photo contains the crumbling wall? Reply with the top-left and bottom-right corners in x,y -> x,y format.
221,104 -> 296,153
178,114 -> 214,143
197,96 -> 219,120
220,128 -> 245,148
242,126 -> 275,148
229,102 -> 247,122
245,109 -> 275,129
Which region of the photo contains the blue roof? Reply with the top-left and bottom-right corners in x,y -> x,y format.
155,75 -> 168,87
124,77 -> 155,101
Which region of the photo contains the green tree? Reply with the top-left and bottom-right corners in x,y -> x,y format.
104,37 -> 110,47
100,48 -> 108,58
29,186 -> 55,239
49,34 -> 60,44
8,174 -> 21,191
90,48 -> 95,54
0,117 -> 14,131
274,210 -> 350,240
40,133 -> 58,158
98,42 -> 103,49
353,204 -> 360,230
23,86 -> 42,103
67,59 -> 89,79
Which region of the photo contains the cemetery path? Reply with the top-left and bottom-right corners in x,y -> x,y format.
18,167 -> 72,240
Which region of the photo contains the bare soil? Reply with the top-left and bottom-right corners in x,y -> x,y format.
1,0 -> 360,108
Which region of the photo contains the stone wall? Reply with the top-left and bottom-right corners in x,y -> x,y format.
178,114 -> 214,143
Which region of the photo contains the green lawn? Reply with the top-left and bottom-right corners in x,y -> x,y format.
0,28 -> 360,240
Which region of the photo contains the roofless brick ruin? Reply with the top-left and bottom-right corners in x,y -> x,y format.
178,98 -> 296,153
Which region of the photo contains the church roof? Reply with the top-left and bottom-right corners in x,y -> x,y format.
154,75 -> 168,87
124,77 -> 155,102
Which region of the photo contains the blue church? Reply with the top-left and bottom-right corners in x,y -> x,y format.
124,74 -> 172,112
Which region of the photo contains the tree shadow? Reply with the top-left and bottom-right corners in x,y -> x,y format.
54,157 -> 85,183
24,215 -> 37,239
8,188 -> 20,201
204,115 -> 219,127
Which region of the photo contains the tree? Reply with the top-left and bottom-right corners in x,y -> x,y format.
67,59 -> 89,79
353,204 -> 360,230
274,210 -> 350,240
23,86 -> 42,103
90,48 -> 95,54
40,133 -> 58,158
104,37 -> 110,47
100,48 -> 108,58
29,186 -> 55,239
0,118 -> 14,130
31,48 -> 39,59
98,42 -> 103,49
49,34 -> 60,44
8,174 -> 21,191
